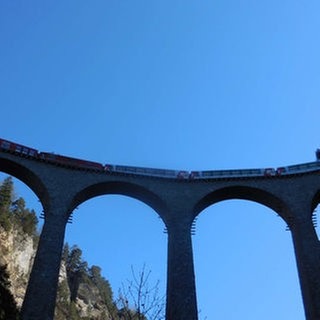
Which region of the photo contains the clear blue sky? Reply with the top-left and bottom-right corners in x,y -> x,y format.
1,1 -> 319,319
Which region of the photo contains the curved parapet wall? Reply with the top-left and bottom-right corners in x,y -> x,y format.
1,137 -> 319,181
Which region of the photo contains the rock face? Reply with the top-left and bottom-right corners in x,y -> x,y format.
0,226 -> 114,319
0,228 -> 35,308
0,176 -> 122,319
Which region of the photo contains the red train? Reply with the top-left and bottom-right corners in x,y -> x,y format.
38,152 -> 104,171
0,138 -> 104,172
0,138 -> 189,177
0,138 -> 38,157
1,138 -> 320,179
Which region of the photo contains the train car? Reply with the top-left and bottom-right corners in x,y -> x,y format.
113,165 -> 144,175
113,164 -> 179,178
0,138 -> 38,158
280,161 -> 320,175
176,171 -> 189,179
104,164 -> 115,172
190,168 -> 265,180
263,168 -> 276,176
261,162 -> 320,177
39,152 -> 104,171
2,137 -> 320,179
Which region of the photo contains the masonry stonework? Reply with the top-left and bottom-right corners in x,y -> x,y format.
0,151 -> 319,320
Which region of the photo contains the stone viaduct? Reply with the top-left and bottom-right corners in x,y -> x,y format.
0,150 -> 320,320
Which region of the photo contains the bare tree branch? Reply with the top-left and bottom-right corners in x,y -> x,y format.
116,264 -> 165,320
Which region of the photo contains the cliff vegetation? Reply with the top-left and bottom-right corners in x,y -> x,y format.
0,176 -> 164,320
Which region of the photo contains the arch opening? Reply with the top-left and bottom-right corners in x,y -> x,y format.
193,185 -> 289,221
0,173 -> 43,226
64,193 -> 167,318
70,181 -> 168,220
0,158 -> 49,209
193,199 -> 304,320
0,172 -> 44,308
311,190 -> 320,240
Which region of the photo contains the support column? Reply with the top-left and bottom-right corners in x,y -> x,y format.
20,208 -> 68,320
166,221 -> 198,320
290,216 -> 320,320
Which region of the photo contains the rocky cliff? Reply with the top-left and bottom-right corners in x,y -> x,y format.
0,227 -> 34,309
0,225 -> 116,319
0,176 -> 163,320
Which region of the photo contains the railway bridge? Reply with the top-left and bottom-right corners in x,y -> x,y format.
0,150 -> 320,320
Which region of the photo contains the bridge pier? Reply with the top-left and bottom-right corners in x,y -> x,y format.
290,213 -> 320,320
166,219 -> 198,320
20,207 -> 68,320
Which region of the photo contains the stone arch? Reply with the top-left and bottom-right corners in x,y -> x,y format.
0,157 -> 49,209
193,198 -> 304,319
64,181 -> 168,312
69,180 -> 169,222
193,185 -> 289,222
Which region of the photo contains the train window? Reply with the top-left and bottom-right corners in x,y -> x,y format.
22,147 -> 29,155
15,145 -> 22,153
1,141 -> 10,149
264,168 -> 276,176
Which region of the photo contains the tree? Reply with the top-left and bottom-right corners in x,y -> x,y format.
0,265 -> 19,319
0,177 -> 14,231
89,265 -> 115,312
0,177 -> 13,211
116,265 -> 165,320
11,197 -> 38,236
62,243 -> 70,262
66,245 -> 88,274
65,245 -> 88,302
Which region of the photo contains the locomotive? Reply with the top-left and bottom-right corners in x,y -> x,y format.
1,138 -> 320,180
0,138 -> 104,171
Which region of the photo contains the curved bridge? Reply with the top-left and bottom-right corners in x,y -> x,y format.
0,149 -> 320,320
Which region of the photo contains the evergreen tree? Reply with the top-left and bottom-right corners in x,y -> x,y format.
66,246 -> 88,274
0,176 -> 163,319
11,197 -> 26,218
0,265 -> 19,320
89,265 -> 114,311
66,246 -> 88,302
11,197 -> 38,236
62,243 -> 70,262
0,177 -> 13,231
0,177 -> 13,211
